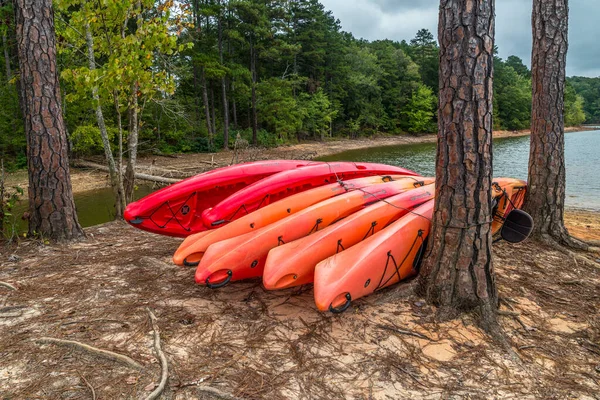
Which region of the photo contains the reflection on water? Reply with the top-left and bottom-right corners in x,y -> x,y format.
319,130 -> 600,211
9,185 -> 155,233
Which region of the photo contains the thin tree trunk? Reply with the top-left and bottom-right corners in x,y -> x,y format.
523,0 -> 586,249
231,79 -> 238,128
193,64 -> 201,132
218,0 -> 230,150
250,37 -> 258,146
2,33 -> 11,81
418,0 -> 497,330
85,23 -> 125,218
125,0 -> 142,204
125,85 -> 139,203
210,83 -> 217,137
200,66 -> 213,144
113,90 -> 125,207
14,0 -> 84,241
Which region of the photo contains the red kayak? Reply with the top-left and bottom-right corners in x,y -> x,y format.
123,160 -> 315,237
201,162 -> 419,228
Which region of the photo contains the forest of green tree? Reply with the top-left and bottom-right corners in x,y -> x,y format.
0,0 -> 598,171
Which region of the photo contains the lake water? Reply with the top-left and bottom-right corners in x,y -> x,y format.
319,130 -> 600,211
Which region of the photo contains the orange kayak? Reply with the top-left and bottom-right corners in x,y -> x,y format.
314,178 -> 527,312
195,177 -> 435,288
491,178 -> 527,234
314,200 -> 434,312
263,183 -> 435,290
172,175 -> 423,266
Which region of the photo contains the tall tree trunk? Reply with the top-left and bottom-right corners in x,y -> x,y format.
125,85 -> 139,203
250,37 -> 258,146
218,0 -> 230,150
200,66 -> 213,144
210,83 -> 217,137
418,0 -> 497,329
193,64 -> 201,132
85,23 -> 125,218
2,33 -> 11,81
14,0 -> 84,241
231,79 -> 238,128
523,0 -> 585,249
124,0 -> 142,204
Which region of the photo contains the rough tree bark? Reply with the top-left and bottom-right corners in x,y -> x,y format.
523,0 -> 587,250
14,0 -> 85,240
85,23 -> 126,217
418,0 -> 498,330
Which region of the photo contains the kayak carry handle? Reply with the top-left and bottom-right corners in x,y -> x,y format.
329,293 -> 352,314
205,270 -> 233,289
211,219 -> 227,227
183,257 -> 200,267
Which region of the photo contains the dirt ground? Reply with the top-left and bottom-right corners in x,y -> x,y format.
0,218 -> 599,399
1,127 -> 599,399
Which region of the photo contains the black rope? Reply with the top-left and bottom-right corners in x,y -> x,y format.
278,236 -> 285,245
137,191 -> 196,231
362,221 -> 378,240
308,218 -> 323,234
376,230 -> 425,291
336,239 -> 345,253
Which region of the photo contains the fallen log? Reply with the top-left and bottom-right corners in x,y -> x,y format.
72,160 -> 181,184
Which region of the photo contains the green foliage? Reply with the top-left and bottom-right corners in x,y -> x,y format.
494,56 -> 532,130
564,82 -> 586,126
256,78 -> 303,140
299,89 -> 337,140
401,85 -> 437,133
568,76 -> 600,123
71,125 -> 120,155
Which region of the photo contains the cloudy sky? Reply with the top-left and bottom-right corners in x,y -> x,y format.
319,0 -> 600,78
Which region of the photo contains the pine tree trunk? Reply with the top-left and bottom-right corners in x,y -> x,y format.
418,0 -> 497,327
210,83 -> 217,137
218,0 -> 230,150
523,0 -> 585,249
85,23 -> 125,217
14,0 -> 84,241
200,66 -> 213,144
250,37 -> 258,146
231,79 -> 238,128
2,33 -> 11,81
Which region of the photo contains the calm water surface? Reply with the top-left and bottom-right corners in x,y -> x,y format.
320,130 -> 600,211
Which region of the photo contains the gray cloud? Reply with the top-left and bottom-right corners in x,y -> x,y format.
320,0 -> 599,77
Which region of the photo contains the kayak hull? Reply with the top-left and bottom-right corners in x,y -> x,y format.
172,175 -> 422,266
195,177 -> 432,287
123,160 -> 314,237
263,183 -> 435,290
200,162 -> 419,229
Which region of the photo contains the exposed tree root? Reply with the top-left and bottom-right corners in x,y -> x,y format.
34,337 -> 143,370
377,324 -> 435,341
0,281 -> 17,291
540,236 -> 600,269
144,308 -> 169,400
78,371 -> 96,400
195,386 -> 242,400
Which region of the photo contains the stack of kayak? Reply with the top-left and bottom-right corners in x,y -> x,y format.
124,160 -> 528,313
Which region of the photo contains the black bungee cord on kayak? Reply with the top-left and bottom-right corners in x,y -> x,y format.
130,191 -> 196,232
